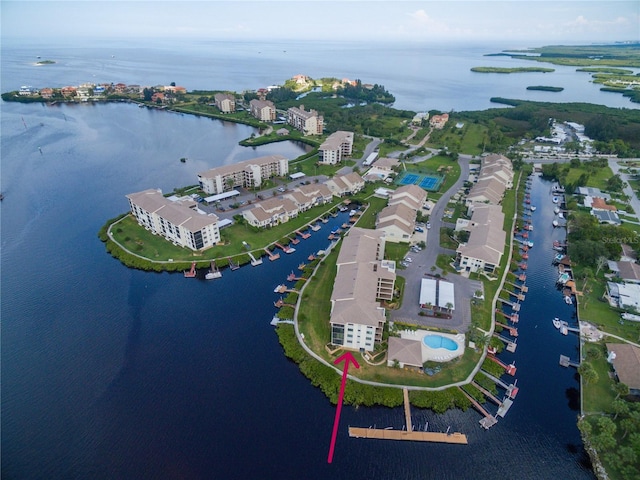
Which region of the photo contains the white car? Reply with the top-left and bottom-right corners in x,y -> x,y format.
404,257 -> 413,263
426,221 -> 431,229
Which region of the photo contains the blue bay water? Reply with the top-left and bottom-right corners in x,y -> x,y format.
1,40 -> 598,479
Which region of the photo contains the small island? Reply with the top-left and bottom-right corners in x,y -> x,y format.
470,66 -> 554,74
526,85 -> 564,92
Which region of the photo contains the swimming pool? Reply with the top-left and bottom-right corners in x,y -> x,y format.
422,334 -> 459,351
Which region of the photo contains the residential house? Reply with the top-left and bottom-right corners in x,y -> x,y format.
325,172 -> 364,196
126,189 -> 220,251
249,99 -> 276,121
198,154 -> 289,195
39,88 -> 54,99
318,131 -> 354,164
114,83 -> 127,93
214,93 -> 236,113
19,86 -> 38,96
60,86 -> 77,97
242,197 -> 299,228
591,209 -> 621,225
617,261 -> 640,284
606,343 -> 640,395
606,282 -> 640,310
287,105 -> 323,136
330,228 -> 396,352
429,113 -> 449,129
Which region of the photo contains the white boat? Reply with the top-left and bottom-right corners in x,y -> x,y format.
530,205 -> 537,212
552,317 -> 561,329
558,212 -> 564,219
205,260 -> 222,280
564,295 -> 573,305
552,196 -> 559,204
554,206 -> 560,214
527,241 -> 534,248
552,220 -> 559,227
310,224 -> 321,231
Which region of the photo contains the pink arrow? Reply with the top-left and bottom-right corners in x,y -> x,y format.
327,351 -> 360,464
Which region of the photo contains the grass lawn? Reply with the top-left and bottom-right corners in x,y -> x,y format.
425,123 -> 488,156
582,343 -> 616,414
563,164 -> 615,191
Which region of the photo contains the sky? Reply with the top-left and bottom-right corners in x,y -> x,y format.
1,1 -> 639,44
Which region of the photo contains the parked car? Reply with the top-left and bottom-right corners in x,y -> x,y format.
404,257 -> 413,263
415,227 -> 424,233
426,221 -> 431,229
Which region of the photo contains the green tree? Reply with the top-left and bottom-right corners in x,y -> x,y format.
578,361 -> 598,384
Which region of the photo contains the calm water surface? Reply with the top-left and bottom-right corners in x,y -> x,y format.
2,40 -> 598,479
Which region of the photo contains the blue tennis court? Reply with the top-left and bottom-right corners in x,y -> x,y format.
396,171 -> 444,191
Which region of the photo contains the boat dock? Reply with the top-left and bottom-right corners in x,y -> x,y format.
274,242 -> 295,254
471,381 -> 502,406
248,251 -> 263,266
493,333 -> 517,352
496,321 -> 518,337
505,281 -> 528,293
296,229 -> 311,239
458,387 -> 498,429
504,289 -> 526,301
559,355 -> 580,368
480,371 -> 519,399
498,298 -> 521,311
227,257 -> 240,270
487,355 -> 517,375
348,388 -> 468,444
264,247 -> 280,261
184,261 -> 197,278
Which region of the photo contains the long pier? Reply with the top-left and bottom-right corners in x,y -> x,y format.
505,281 -> 528,293
348,388 -> 468,444
498,298 -> 520,311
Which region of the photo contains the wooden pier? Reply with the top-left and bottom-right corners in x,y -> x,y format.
296,229 -> 311,239
498,298 -> 520,311
496,321 -> 518,337
348,427 -> 468,444
458,387 -> 497,429
505,281 -> 528,293
264,247 -> 280,261
504,289 -> 525,301
348,388 -> 468,444
487,355 -> 517,375
471,381 -> 502,406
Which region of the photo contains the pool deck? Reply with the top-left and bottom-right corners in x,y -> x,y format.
399,329 -> 465,362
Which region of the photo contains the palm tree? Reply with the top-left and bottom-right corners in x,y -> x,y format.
613,382 -> 630,400
595,256 -> 608,276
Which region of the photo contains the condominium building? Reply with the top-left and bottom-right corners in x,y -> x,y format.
318,131 -> 354,165
325,171 -> 364,196
213,93 -> 236,113
198,155 -> 289,195
286,105 -> 323,136
249,99 -> 276,121
456,204 -> 506,273
242,197 -> 299,228
126,189 -> 220,251
330,228 -> 396,352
